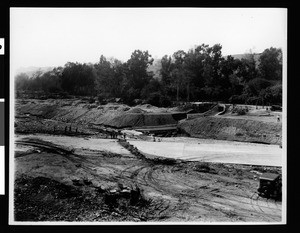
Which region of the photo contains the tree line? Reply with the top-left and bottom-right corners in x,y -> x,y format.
15,44 -> 282,107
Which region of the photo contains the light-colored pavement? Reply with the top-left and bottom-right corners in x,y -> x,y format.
15,134 -> 282,166
128,139 -> 282,166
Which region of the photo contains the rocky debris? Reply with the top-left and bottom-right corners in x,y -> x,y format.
83,179 -> 93,186
118,139 -> 177,165
103,185 -> 145,208
194,162 -> 217,174
14,175 -> 153,222
72,179 -> 84,186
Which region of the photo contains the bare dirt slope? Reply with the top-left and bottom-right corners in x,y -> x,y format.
14,136 -> 282,222
16,99 -> 178,129
179,116 -> 282,145
16,99 -> 282,145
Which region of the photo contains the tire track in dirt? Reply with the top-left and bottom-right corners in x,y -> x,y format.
121,164 -> 187,216
15,139 -> 127,185
248,191 -> 281,221
118,159 -> 278,221
16,137 -> 282,222
117,163 -> 178,218
127,162 -> 281,221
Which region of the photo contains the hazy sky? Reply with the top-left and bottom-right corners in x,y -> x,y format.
10,8 -> 287,75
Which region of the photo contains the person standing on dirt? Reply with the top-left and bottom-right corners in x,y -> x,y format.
277,115 -> 280,122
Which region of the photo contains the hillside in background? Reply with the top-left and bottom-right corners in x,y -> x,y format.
229,53 -> 261,67
15,66 -> 55,77
147,58 -> 162,80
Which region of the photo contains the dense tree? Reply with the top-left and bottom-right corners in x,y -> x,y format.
237,53 -> 258,83
184,47 -> 204,101
201,44 -> 224,100
171,50 -> 186,102
15,68 -> 63,93
141,78 -> 162,99
15,45 -> 282,106
121,50 -> 154,103
15,73 -> 30,91
160,55 -> 173,87
258,47 -> 282,81
218,55 -> 239,101
94,55 -> 116,98
61,62 -> 97,96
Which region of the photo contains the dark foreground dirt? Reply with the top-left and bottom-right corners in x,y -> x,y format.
14,137 -> 282,222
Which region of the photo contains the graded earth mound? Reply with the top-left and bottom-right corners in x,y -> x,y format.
179,116 -> 282,145
16,99 -> 178,129
16,99 -> 282,145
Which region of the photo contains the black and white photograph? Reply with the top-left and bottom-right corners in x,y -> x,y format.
9,7 -> 287,224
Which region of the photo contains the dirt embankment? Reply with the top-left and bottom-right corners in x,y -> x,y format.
16,99 -> 178,130
179,116 -> 282,145
16,99 -> 282,145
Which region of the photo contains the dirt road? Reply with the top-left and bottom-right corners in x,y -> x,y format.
13,134 -> 282,223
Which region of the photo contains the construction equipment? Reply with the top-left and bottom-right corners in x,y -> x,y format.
257,172 -> 282,200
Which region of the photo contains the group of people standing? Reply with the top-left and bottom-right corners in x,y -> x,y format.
103,129 -> 126,139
